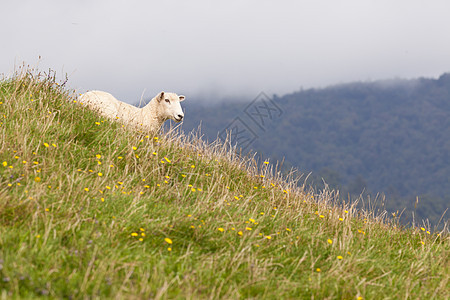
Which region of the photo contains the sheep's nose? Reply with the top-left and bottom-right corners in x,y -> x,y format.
177,114 -> 184,120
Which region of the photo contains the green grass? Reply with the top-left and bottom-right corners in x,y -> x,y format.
0,69 -> 448,299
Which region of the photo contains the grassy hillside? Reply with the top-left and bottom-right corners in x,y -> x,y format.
0,70 -> 448,299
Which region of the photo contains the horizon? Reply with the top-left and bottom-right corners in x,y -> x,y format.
169,71 -> 450,104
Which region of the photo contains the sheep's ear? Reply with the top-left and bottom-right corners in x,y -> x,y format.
157,92 -> 165,102
178,95 -> 185,102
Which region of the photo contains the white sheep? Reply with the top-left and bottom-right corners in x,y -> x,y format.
78,90 -> 185,132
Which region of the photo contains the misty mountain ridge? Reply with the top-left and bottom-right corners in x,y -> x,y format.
172,73 -> 450,227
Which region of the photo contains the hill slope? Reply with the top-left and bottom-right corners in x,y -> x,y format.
0,70 -> 449,298
181,75 -> 450,226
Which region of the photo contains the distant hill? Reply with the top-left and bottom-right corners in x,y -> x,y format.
180,74 -> 450,226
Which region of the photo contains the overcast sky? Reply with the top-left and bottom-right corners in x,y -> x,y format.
2,0 -> 450,103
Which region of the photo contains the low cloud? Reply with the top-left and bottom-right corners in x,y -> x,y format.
2,0 -> 450,102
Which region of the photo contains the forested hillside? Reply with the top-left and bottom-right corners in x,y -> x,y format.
180,74 -> 450,227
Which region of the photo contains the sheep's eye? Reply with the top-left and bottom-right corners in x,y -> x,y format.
165,99 -> 170,103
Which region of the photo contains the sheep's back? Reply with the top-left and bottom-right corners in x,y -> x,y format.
79,90 -> 123,119
79,90 -> 140,124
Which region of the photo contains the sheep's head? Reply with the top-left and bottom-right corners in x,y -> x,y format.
156,92 -> 185,122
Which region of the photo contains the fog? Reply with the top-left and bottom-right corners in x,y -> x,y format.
2,0 -> 450,103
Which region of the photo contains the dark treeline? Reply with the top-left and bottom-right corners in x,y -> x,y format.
177,74 -> 450,229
